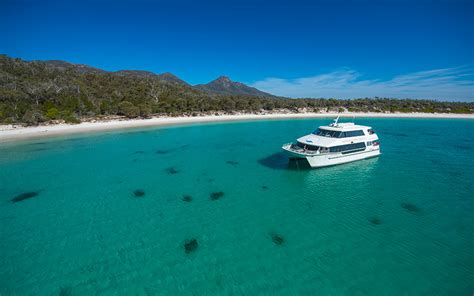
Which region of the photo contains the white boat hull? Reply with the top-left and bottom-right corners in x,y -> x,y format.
282,144 -> 380,168
304,149 -> 380,168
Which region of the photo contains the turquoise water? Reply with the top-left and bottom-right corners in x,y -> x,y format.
0,118 -> 473,295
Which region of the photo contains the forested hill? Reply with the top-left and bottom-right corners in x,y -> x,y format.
0,54 -> 472,125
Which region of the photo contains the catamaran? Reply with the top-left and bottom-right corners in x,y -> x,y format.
282,117 -> 380,168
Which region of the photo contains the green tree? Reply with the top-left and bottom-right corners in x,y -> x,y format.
263,100 -> 275,111
45,107 -> 59,120
118,101 -> 140,118
138,103 -> 152,118
22,109 -> 45,126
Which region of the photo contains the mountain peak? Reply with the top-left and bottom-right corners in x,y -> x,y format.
207,76 -> 236,88
194,76 -> 273,97
156,72 -> 190,85
215,76 -> 231,82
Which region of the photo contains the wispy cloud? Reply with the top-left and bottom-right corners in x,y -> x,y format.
250,66 -> 474,101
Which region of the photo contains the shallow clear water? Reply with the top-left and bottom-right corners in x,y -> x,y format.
0,118 -> 473,295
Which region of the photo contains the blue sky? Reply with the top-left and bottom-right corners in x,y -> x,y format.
1,0 -> 473,100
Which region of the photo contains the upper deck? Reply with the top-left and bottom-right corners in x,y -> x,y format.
296,121 -> 378,148
318,122 -> 372,131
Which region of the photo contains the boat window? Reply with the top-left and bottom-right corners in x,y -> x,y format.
329,142 -> 366,153
368,129 -> 375,135
343,130 -> 365,137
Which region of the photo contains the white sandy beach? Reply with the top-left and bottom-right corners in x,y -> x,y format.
1,112 -> 473,143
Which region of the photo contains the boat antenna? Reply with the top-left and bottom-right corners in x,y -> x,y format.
333,116 -> 340,126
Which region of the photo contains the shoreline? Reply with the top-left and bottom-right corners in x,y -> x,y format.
1,112 -> 473,143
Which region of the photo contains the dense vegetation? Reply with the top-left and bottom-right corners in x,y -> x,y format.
0,55 -> 472,125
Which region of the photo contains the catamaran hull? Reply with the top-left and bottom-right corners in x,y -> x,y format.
285,149 -> 381,168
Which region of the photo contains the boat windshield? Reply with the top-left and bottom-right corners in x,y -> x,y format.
313,128 -> 365,138
313,128 -> 341,138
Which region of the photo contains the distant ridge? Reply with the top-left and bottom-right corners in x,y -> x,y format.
194,76 -> 273,97
39,60 -> 106,74
114,70 -> 190,85
114,70 -> 158,78
24,57 -> 269,95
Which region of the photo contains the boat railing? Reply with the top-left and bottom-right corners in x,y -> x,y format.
282,143 -> 330,155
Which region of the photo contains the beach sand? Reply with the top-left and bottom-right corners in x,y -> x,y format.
1,112 -> 473,143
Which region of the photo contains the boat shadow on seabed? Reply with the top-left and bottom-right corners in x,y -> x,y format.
258,152 -> 312,170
